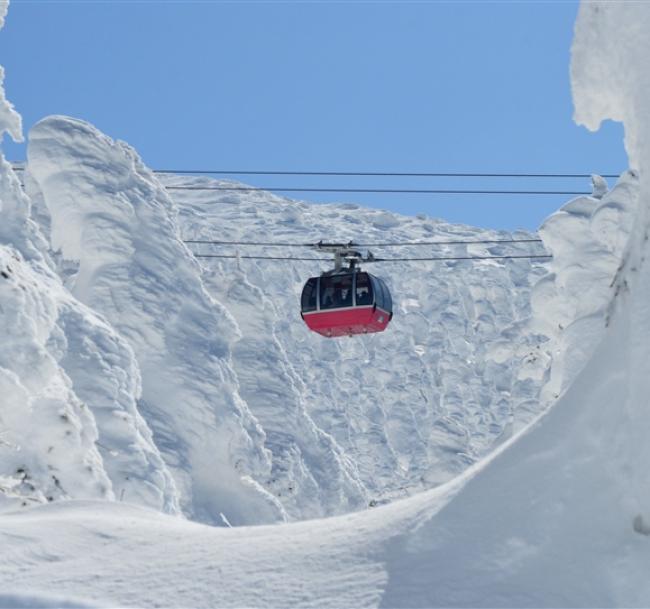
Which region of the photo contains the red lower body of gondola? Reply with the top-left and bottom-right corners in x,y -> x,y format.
301,305 -> 392,337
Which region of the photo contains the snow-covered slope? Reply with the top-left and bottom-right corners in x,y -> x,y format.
4,0 -> 650,606
22,120 -> 553,522
0,143 -> 638,606
172,175 -> 551,514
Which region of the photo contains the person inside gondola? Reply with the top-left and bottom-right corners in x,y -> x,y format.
356,287 -> 371,305
356,273 -> 373,306
338,276 -> 353,307
322,286 -> 334,308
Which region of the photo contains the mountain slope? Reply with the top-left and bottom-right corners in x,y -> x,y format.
5,1 -> 650,606
18,114 -> 554,522
0,161 -> 640,606
172,173 -> 552,513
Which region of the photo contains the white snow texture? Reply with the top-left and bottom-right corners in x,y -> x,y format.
21,117 -> 553,523
2,1 -> 650,607
0,2 -> 22,145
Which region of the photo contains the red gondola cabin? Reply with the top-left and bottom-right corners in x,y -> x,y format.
300,271 -> 393,338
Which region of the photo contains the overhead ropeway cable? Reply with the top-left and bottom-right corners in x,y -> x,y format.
190,253 -> 552,262
153,169 -> 620,179
10,164 -> 619,179
12,162 -> 618,197
187,237 -> 551,262
11,163 -> 612,197
168,186 -> 589,195
183,237 -> 544,247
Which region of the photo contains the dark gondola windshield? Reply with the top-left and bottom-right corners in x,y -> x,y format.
301,272 -> 391,314
371,276 -> 393,313
355,273 -> 373,306
320,274 -> 354,310
301,277 -> 318,312
382,278 -> 393,312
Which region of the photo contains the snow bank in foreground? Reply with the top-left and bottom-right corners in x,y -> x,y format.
27,116 -> 285,526
0,499 -> 424,608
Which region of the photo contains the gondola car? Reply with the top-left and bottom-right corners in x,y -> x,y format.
300,271 -> 393,338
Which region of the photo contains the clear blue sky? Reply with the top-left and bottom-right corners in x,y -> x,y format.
0,0 -> 627,231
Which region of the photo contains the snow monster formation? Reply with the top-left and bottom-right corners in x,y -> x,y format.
0,2 -> 174,519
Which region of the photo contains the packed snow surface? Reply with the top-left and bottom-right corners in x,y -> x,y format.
2,0 -> 650,606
